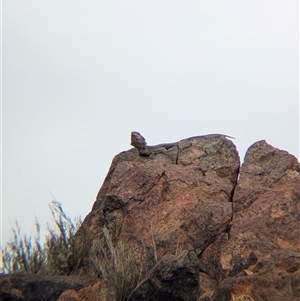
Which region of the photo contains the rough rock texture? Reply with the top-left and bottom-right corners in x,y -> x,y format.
57,281 -> 115,301
128,250 -> 199,301
75,136 -> 300,300
217,141 -> 300,298
198,140 -> 300,300
78,134 -> 239,264
212,251 -> 300,301
198,272 -> 217,301
0,273 -> 96,301
2,136 -> 300,301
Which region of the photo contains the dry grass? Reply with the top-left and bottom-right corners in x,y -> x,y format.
2,202 -> 148,300
2,201 -> 89,275
2,218 -> 45,274
45,201 -> 86,275
90,227 -> 145,301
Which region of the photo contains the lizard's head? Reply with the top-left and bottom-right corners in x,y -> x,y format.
131,131 -> 147,148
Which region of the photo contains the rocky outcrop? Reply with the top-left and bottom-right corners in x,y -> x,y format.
2,135 -> 300,301
76,136 -> 299,300
212,140 -> 300,300
220,141 -> 300,277
79,134 -> 240,265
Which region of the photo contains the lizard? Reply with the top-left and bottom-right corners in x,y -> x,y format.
131,131 -> 235,156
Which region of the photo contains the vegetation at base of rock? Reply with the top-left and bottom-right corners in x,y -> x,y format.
2,202 -> 145,301
2,218 -> 45,274
2,201 -> 89,275
90,227 -> 145,301
45,201 -> 90,275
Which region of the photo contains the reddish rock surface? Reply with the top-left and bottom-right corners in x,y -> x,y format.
213,251 -> 300,301
2,136 -> 300,301
76,137 -> 299,300
220,140 -> 300,278
199,140 -> 300,300
57,281 -> 115,301
79,135 -> 239,265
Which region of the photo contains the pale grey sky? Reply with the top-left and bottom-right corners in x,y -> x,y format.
1,1 -> 299,248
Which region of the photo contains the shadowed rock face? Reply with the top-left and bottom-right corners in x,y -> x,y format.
0,274 -> 96,301
128,250 -> 200,301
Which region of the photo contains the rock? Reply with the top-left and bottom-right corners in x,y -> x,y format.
75,136 -> 300,299
233,140 -> 299,215
4,136 -> 300,300
128,250 -> 199,301
213,251 -> 300,301
0,273 -> 96,301
198,272 -> 217,301
199,232 -> 228,283
57,289 -> 79,301
220,140 -> 300,279
0,288 -> 25,301
77,134 -> 240,265
57,281 -> 115,301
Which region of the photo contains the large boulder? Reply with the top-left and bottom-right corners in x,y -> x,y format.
76,137 -> 300,300
78,134 -> 240,264
220,140 -> 300,279
197,140 -> 300,300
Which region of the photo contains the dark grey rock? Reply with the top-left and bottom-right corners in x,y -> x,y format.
129,250 -> 199,301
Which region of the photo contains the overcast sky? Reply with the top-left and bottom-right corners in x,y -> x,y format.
1,1 -> 299,248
